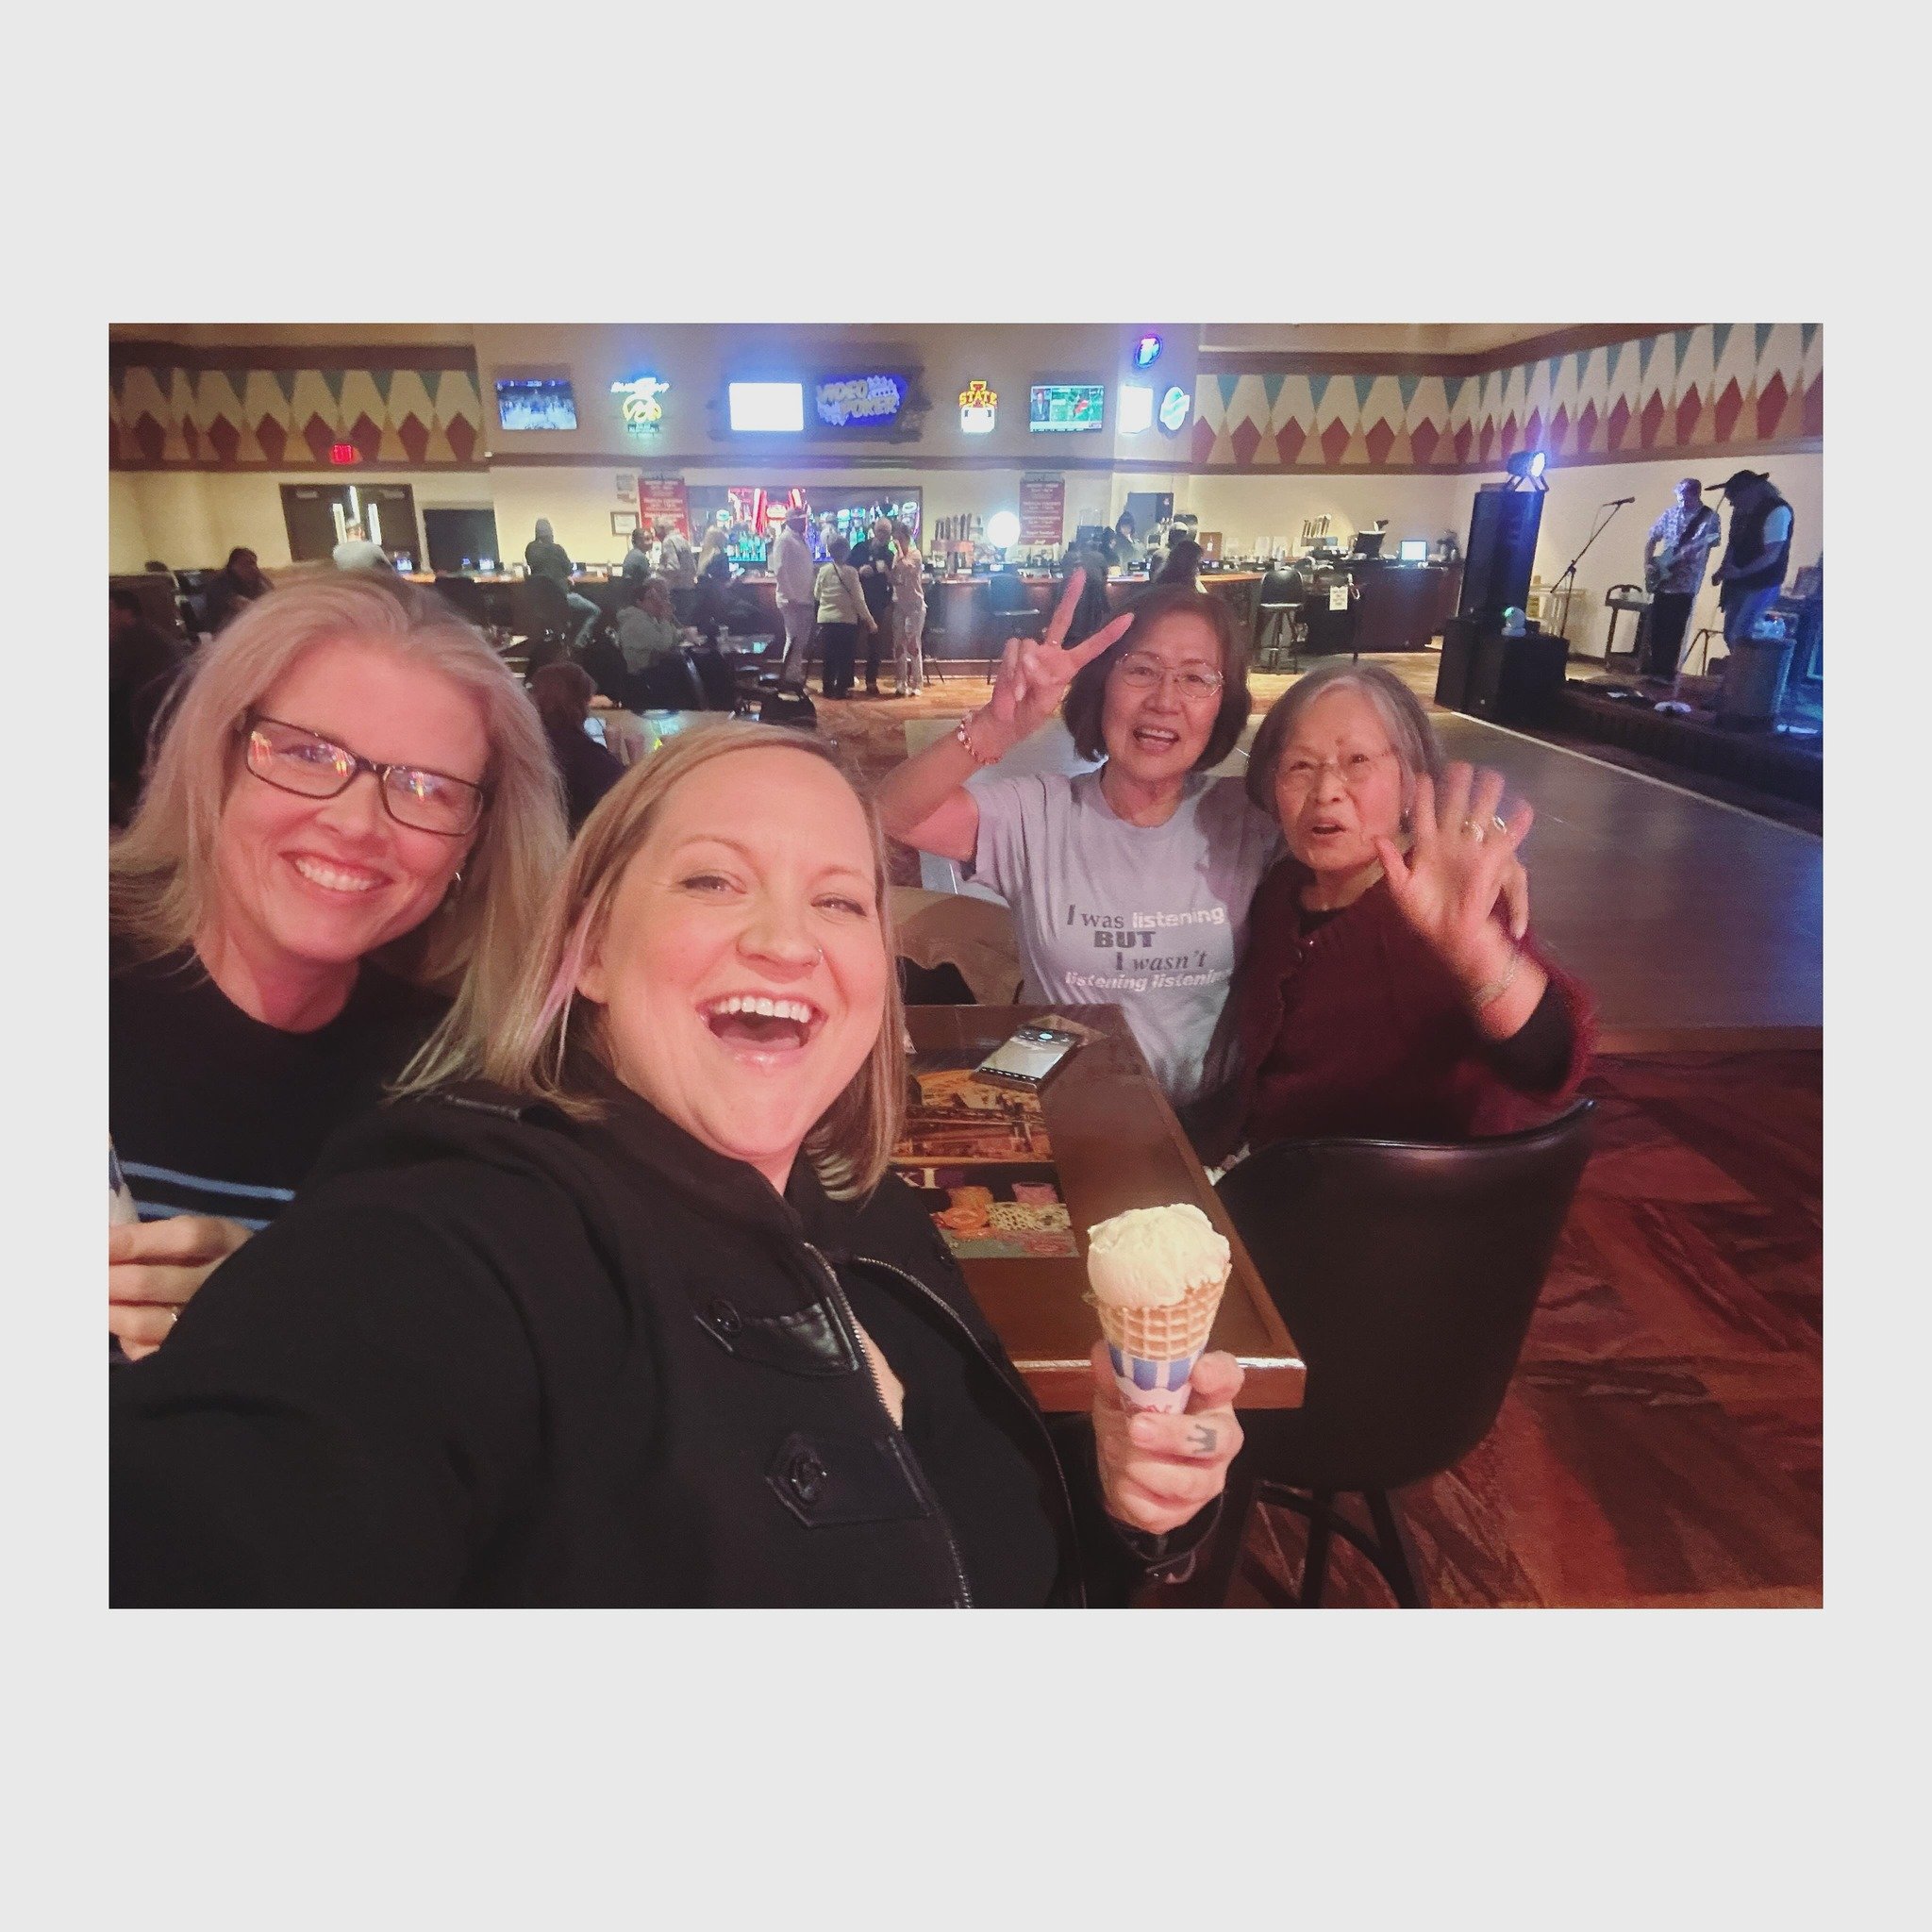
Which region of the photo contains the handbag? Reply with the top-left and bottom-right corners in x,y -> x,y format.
760,686 -> 818,729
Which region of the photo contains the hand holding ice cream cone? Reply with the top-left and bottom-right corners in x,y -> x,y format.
1085,1202 -> 1231,1413
1091,1342 -> 1244,1538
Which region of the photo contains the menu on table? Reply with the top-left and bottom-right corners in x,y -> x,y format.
889,1051 -> 1078,1259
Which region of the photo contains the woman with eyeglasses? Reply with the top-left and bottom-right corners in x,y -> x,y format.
1190,662 -> 1594,1166
108,575 -> 566,1357
875,577 -> 1281,1107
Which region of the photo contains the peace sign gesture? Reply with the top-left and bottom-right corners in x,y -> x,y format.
1373,762 -> 1535,988
978,568 -> 1135,750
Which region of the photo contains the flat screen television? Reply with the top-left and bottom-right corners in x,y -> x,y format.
1399,538 -> 1430,562
728,382 -> 806,432
1029,383 -> 1105,432
495,378 -> 578,431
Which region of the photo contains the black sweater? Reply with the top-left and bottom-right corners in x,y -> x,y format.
110,1078 -> 1202,1607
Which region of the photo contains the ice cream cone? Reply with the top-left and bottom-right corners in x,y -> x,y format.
1092,1270 -> 1227,1411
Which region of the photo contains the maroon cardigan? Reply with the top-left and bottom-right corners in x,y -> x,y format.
1196,861 -> 1596,1163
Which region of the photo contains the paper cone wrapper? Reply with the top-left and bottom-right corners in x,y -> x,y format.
1094,1272 -> 1226,1412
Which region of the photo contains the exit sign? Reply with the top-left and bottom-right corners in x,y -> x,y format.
328,442 -> 362,466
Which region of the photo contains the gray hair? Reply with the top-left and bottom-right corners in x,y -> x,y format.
1245,661 -> 1445,819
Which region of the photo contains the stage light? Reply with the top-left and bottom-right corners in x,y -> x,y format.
1506,449 -> 1548,488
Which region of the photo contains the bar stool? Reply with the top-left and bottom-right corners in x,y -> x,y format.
1252,568 -> 1306,673
986,569 -> 1044,641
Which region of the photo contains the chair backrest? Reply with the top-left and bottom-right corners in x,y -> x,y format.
986,570 -> 1032,614
1215,1101 -> 1594,1491
434,574 -> 487,625
512,575 -> 573,637
1257,566 -> 1304,608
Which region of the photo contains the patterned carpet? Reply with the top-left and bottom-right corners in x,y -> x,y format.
824,667 -> 1824,1609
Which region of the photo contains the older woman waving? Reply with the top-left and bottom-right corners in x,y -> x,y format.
1194,662 -> 1594,1161
110,726 -> 1243,1606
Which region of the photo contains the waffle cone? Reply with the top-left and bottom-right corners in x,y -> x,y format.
1092,1270 -> 1227,1364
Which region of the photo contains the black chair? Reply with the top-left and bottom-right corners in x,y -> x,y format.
1199,1101 -> 1595,1607
579,633 -> 631,707
1252,567 -> 1307,673
628,650 -> 708,713
510,577 -> 577,675
985,568 -> 1044,640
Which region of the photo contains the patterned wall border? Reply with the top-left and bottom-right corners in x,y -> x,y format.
1190,325 -> 1822,472
111,363 -> 487,469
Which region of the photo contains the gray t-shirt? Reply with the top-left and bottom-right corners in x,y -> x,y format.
968,770 -> 1283,1106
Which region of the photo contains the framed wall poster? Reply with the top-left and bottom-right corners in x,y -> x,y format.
637,476 -> 691,536
611,511 -> 640,536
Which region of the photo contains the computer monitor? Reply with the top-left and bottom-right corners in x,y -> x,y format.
1399,538 -> 1430,563
1351,529 -> 1386,559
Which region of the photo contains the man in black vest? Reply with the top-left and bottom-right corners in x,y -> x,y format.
1710,470 -> 1795,647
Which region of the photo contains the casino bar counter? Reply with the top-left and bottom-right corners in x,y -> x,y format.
406,558 -> 1457,665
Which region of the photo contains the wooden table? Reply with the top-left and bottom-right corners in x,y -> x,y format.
906,1005 -> 1305,1411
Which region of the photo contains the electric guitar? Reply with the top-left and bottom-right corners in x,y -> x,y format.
1644,508 -> 1717,594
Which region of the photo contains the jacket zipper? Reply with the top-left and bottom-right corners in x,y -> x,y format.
800,1241 -> 975,1609
852,1251 -> 1091,1610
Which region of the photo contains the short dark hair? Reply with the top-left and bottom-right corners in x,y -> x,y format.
828,535 -> 851,563
1156,539 -> 1204,585
1060,582 -> 1251,771
110,587 -> 143,619
528,660 -> 595,733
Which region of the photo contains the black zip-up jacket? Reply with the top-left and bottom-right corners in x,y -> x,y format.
110,1081 -> 1208,1606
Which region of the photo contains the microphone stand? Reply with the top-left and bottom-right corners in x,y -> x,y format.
1545,498 -> 1633,641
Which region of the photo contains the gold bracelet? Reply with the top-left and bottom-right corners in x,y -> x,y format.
1471,942 -> 1523,1009
954,708 -> 1000,767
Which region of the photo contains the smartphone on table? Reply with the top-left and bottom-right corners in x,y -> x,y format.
974,1024 -> 1083,1091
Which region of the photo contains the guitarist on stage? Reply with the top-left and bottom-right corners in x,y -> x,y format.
1639,477 -> 1724,680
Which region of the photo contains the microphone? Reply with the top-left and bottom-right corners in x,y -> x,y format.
1605,496 -> 1636,507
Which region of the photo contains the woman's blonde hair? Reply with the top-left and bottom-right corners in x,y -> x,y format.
109,574 -> 569,1078
408,724 -> 907,1199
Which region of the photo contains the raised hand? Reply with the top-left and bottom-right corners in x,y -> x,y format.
1373,762 -> 1535,986
978,568 -> 1134,749
1091,1342 -> 1244,1538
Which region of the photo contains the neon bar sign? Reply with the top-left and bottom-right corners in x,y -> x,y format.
610,375 -> 671,437
815,374 -> 907,427
959,379 -> 996,434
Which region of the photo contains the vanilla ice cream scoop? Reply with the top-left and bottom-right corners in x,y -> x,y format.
1085,1203 -> 1231,1309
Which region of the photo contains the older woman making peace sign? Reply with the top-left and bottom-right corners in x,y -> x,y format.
877,572 -> 1278,1107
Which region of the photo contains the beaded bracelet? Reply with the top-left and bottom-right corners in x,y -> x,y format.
955,708 -> 1001,767
1471,942 -> 1523,1009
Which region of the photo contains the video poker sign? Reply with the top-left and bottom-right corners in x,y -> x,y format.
814,374 -> 908,429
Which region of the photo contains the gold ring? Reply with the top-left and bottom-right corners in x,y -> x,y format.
1460,818 -> 1486,841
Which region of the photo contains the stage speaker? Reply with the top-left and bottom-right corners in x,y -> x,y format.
1466,628 -> 1568,724
1435,615 -> 1477,710
1458,486 -> 1544,625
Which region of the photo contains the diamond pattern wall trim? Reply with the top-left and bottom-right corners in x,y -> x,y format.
111,364 -> 485,469
1190,325 -> 1820,471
